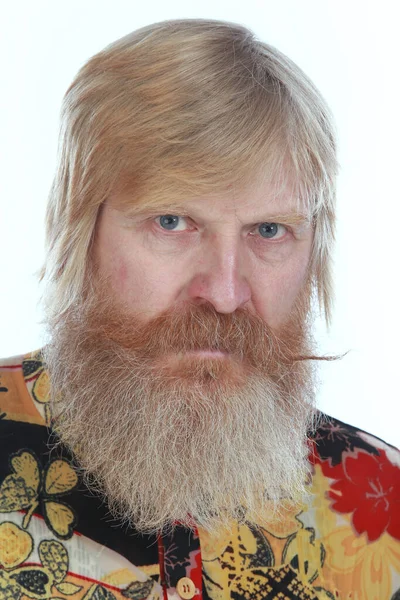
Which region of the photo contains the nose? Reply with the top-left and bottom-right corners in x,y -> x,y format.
185,235 -> 252,313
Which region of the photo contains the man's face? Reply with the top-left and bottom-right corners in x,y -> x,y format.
94,182 -> 313,331
46,180 -> 317,534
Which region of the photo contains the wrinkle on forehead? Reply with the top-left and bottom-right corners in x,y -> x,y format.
177,179 -> 312,229
108,170 -> 314,226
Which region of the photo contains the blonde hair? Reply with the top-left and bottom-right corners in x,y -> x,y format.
42,18 -> 338,323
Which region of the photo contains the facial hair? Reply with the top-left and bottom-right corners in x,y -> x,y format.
43,280 -> 318,534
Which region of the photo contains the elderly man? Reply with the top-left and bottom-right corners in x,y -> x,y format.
0,18 -> 399,600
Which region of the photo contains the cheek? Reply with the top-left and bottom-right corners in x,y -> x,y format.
256,255 -> 310,327
281,258 -> 311,311
110,254 -> 151,299
113,259 -> 150,304
115,260 -> 129,286
96,240 -> 131,290
93,212 -> 181,314
94,229 -> 144,300
103,249 -> 185,315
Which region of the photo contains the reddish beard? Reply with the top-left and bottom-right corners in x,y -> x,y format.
44,278 -> 317,533
79,278 -> 313,395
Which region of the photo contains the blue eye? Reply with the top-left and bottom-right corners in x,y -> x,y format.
258,223 -> 284,239
158,215 -> 181,230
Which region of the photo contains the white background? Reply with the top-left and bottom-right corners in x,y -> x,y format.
0,0 -> 399,446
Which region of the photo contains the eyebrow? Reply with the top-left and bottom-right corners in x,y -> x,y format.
123,204 -> 311,228
259,213 -> 312,227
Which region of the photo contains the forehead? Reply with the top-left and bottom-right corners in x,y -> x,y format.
111,177 -> 311,225
184,182 -> 303,221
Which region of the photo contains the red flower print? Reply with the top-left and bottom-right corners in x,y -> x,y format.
327,450 -> 400,542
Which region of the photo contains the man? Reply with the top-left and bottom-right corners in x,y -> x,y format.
0,18 -> 399,600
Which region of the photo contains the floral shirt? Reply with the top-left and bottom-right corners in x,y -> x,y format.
0,350 -> 399,600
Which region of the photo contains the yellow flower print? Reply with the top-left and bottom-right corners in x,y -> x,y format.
32,371 -> 51,425
309,460 -> 400,599
253,498 -> 307,539
200,522 -> 277,599
23,354 -> 51,426
0,522 -> 33,569
22,354 -> 43,381
309,463 -> 338,538
0,450 -> 78,539
0,452 -> 40,528
38,540 -> 69,583
322,527 -> 400,600
0,523 -> 82,600
281,528 -> 325,586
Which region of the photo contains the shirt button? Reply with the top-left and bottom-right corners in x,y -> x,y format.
176,577 -> 196,599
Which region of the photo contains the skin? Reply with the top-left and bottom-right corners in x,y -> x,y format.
94,183 -> 314,330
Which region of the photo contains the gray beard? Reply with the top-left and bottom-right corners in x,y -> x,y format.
43,302 -> 318,534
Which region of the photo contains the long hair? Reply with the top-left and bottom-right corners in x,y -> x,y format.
42,19 -> 338,323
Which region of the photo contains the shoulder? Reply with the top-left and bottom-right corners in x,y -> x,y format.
0,350 -> 47,427
311,412 -> 399,466
310,412 -> 400,542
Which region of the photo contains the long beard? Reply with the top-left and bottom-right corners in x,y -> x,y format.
43,282 -> 318,534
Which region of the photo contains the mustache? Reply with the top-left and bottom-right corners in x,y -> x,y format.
77,299 -> 308,369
